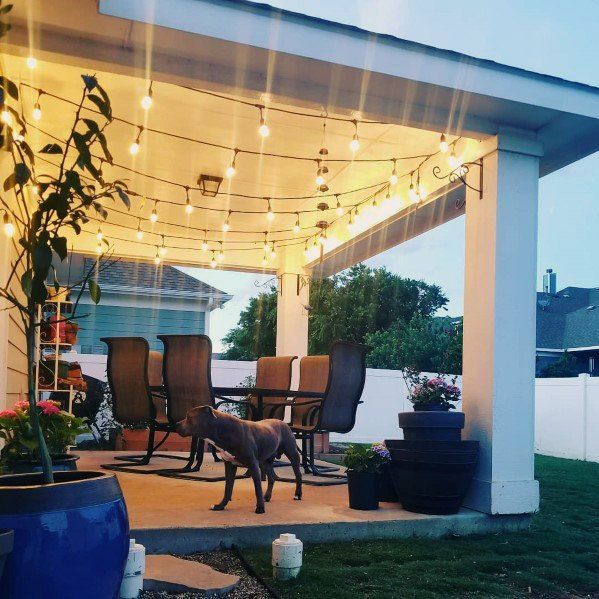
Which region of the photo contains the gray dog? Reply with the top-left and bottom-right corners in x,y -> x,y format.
176,406 -> 302,514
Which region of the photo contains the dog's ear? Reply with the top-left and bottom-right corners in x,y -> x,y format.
201,405 -> 217,418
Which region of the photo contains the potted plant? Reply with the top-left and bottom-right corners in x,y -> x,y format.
0,5 -> 130,596
0,400 -> 88,474
398,369 -> 464,440
0,530 -> 13,581
343,444 -> 387,510
371,442 -> 398,503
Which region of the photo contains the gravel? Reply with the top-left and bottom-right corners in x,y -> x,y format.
140,549 -> 272,599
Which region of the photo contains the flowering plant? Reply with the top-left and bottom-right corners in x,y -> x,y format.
343,443 -> 389,474
371,442 -> 391,462
0,400 -> 88,465
405,369 -> 461,410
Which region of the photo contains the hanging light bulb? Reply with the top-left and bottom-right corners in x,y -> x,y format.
201,232 -> 208,252
372,195 -> 379,209
3,213 -> 14,237
1,109 -> 12,125
159,236 -> 167,257
261,253 -> 268,267
263,233 -> 270,252
347,210 -> 355,232
293,213 -> 300,234
448,144 -> 460,169
266,199 -> 275,222
26,56 -> 37,69
184,187 -> 194,215
149,201 -> 158,223
96,226 -> 103,241
210,251 -> 217,268
408,171 -> 419,202
270,242 -> 276,258
334,195 -> 343,216
389,159 -> 399,185
258,106 -> 269,137
129,126 -> 143,155
303,240 -> 310,259
31,184 -> 39,195
349,120 -> 360,152
354,205 -> 361,222
141,81 -> 153,110
439,133 -> 449,153
136,220 -> 144,241
315,159 -> 326,187
217,242 -> 224,262
95,242 -> 103,255
32,102 -> 42,122
222,210 -> 231,232
225,149 -> 238,178
154,247 -> 161,265
13,130 -> 25,144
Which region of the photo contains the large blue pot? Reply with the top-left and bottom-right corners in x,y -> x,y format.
0,470 -> 129,599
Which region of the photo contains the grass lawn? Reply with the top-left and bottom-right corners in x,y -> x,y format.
244,455 -> 599,598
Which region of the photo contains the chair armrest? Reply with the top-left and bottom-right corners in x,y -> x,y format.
214,396 -> 257,419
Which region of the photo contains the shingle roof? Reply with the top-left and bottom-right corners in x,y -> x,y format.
537,287 -> 599,349
82,257 -> 229,299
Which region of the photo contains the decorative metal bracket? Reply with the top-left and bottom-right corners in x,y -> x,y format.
254,273 -> 312,297
296,274 -> 311,296
432,158 -> 484,205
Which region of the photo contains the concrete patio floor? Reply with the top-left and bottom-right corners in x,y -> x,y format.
78,451 -> 532,554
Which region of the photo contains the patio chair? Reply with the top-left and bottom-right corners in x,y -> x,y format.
267,341 -> 367,486
216,355 -> 297,421
100,337 -> 193,474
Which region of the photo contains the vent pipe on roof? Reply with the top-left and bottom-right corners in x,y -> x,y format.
543,268 -> 557,295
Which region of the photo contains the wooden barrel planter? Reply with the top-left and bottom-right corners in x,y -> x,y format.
385,440 -> 479,515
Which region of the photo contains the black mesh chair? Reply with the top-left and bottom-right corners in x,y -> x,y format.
100,337 -> 193,473
266,341 -> 367,486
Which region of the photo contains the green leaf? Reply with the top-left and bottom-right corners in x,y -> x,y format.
3,173 -> 15,191
32,242 -> 52,271
0,76 -> 18,100
0,6 -> 15,16
31,275 -> 48,304
81,74 -> 98,92
50,236 -> 68,261
20,140 -> 35,165
40,143 -> 63,154
116,187 -> 130,209
14,163 -> 31,186
20,269 -> 32,298
88,279 -> 101,304
87,94 -> 112,120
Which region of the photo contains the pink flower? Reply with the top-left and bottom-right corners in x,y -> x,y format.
14,400 -> 29,412
0,409 -> 18,419
37,400 -> 61,415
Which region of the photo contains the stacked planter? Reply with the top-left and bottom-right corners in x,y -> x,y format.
387,410 -> 479,515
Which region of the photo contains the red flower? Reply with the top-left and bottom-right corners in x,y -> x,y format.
0,409 -> 18,419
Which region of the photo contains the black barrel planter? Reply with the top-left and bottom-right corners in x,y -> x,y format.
0,471 -> 129,598
398,410 -> 464,441
7,453 -> 80,475
347,471 -> 379,510
385,440 -> 479,515
0,530 -> 13,581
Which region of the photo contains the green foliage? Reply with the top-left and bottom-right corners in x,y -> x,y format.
246,455 -> 599,598
342,444 -> 386,474
221,265 -> 458,369
537,352 -> 578,378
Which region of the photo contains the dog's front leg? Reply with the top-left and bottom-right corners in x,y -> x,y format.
211,461 -> 237,511
248,459 -> 266,514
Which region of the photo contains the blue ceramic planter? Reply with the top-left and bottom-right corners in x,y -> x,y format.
0,471 -> 129,599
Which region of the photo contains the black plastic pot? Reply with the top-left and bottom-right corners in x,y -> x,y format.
347,471 -> 379,510
398,411 -> 464,441
7,454 -> 79,475
0,529 -> 13,582
376,464 -> 399,502
386,439 -> 479,515
0,470 -> 129,598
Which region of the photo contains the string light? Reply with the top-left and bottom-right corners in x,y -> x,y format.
293,213 -> 300,234
347,210 -> 355,232
130,126 -> 143,155
349,120 -> 360,152
303,240 -> 310,259
261,253 -> 268,267
26,56 -> 37,69
389,159 -> 398,185
3,213 -> 14,237
408,171 -> 418,202
136,219 -> 144,240
217,242 -> 225,262
154,247 -> 161,265
1,109 -> 12,125
439,134 -> 448,153
149,201 -> 158,223
448,143 -> 460,169
222,210 -> 231,232
159,235 -> 167,257
95,242 -> 103,255
417,170 -> 427,200
334,194 -> 343,216
184,187 -> 194,215
258,106 -> 269,138
13,130 -> 25,144
263,233 -> 270,252
201,231 -> 208,252
225,149 -> 238,178
270,242 -> 276,258
266,199 -> 275,222
96,226 -> 103,241
31,184 -> 39,195
141,81 -> 153,110
32,91 -> 43,121
210,251 -> 217,268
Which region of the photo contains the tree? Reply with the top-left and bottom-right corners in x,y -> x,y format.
537,352 -> 578,378
221,265 -> 457,365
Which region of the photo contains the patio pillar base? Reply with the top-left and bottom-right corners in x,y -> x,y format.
462,132 -> 543,516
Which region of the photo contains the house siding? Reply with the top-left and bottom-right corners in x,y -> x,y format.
75,304 -> 206,354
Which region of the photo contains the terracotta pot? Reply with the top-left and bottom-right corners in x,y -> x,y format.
119,428 -> 192,452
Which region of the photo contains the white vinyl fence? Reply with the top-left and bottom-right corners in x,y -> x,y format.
71,353 -> 599,463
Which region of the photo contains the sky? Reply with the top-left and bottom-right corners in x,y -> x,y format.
183,0 -> 599,352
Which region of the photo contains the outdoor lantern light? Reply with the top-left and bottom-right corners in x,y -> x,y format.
197,174 -> 223,197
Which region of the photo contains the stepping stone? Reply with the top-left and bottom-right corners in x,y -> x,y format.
144,555 -> 240,596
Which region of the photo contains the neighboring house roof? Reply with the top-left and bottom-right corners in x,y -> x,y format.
537,287 -> 599,350
81,257 -> 232,304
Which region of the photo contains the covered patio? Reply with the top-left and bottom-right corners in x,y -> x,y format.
2,0 -> 599,550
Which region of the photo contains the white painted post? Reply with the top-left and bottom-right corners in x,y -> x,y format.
275,269 -> 309,364
462,132 -> 542,515
580,373 -> 590,461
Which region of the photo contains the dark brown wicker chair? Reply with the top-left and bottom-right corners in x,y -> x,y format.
100,337 -> 191,473
267,342 -> 367,485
